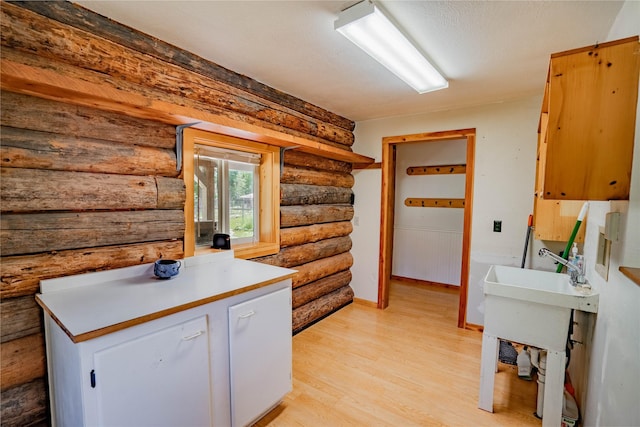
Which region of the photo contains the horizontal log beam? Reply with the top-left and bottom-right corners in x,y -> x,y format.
0,4 -> 353,147
283,150 -> 351,173
11,1 -> 356,132
1,296 -> 41,343
156,177 -> 187,210
0,125 -> 178,176
280,221 -> 353,248
37,66 -> 354,157
1,334 -> 45,391
293,270 -> 352,309
0,378 -> 48,427
281,205 -> 354,228
1,210 -> 184,256
1,241 -> 184,299
1,168 -> 185,213
0,58 -> 373,165
292,285 -> 354,333
292,252 -> 354,288
281,166 -> 354,188
1,91 -> 175,149
255,236 -> 352,268
2,47 -> 353,154
281,184 -> 353,206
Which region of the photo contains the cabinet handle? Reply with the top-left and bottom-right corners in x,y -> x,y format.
182,330 -> 204,341
238,310 -> 255,319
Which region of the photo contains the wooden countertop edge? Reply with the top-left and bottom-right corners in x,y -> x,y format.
36,272 -> 296,343
619,266 -> 640,286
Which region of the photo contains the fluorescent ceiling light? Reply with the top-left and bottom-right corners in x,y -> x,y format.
335,0 -> 448,94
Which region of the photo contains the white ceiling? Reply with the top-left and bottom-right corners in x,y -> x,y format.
75,1 -> 624,122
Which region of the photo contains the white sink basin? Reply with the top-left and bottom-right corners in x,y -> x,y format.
483,265 -> 598,351
485,265 -> 598,313
480,265 -> 599,426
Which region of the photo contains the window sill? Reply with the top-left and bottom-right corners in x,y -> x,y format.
195,242 -> 279,260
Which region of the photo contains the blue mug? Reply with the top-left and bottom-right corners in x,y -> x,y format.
154,259 -> 182,279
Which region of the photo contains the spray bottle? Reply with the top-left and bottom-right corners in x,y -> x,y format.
569,242 -> 578,265
517,346 -> 532,380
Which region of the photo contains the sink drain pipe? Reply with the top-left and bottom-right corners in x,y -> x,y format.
532,310 -> 576,419
530,348 -> 546,418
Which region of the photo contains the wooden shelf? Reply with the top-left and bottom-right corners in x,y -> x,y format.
0,59 -> 374,166
353,162 -> 381,170
619,267 -> 640,286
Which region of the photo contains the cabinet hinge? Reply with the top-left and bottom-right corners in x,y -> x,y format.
90,370 -> 96,388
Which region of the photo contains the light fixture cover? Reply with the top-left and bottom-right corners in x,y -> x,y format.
335,0 -> 448,94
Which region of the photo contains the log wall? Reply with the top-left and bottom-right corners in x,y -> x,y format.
256,151 -> 355,334
0,2 -> 357,425
0,92 -> 186,426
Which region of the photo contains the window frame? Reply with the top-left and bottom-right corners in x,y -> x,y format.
183,128 -> 280,259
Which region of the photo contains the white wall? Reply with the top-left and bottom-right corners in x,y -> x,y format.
351,95 -> 543,324
351,167 -> 382,302
392,140 -> 466,285
351,3 -> 639,425
578,201 -> 639,427
577,2 -> 640,425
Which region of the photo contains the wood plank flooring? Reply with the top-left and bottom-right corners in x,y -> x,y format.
257,281 -> 541,426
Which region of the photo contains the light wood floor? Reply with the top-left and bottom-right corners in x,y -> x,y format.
257,281 -> 541,426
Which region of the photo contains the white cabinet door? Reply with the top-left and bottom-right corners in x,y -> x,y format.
229,287 -> 292,427
92,316 -> 212,427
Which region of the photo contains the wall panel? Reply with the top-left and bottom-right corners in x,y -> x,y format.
392,228 -> 463,286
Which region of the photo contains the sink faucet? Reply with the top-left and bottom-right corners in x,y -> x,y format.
538,248 -> 586,286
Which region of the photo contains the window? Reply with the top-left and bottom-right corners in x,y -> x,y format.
183,129 -> 280,259
194,145 -> 259,246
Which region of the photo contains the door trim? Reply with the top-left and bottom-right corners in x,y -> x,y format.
378,128 -> 476,328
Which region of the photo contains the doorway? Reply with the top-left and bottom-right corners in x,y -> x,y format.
378,128 -> 475,328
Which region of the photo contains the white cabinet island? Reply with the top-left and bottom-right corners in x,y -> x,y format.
36,251 -> 296,427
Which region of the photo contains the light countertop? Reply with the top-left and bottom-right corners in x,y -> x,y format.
36,251 -> 296,342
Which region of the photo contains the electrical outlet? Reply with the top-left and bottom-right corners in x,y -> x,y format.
493,220 -> 502,232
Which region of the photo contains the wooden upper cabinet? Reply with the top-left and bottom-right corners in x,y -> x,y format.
533,37 -> 639,241
541,36 -> 640,200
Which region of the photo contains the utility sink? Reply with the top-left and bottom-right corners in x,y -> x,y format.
479,266 -> 599,426
485,265 -> 599,313
483,265 -> 598,351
